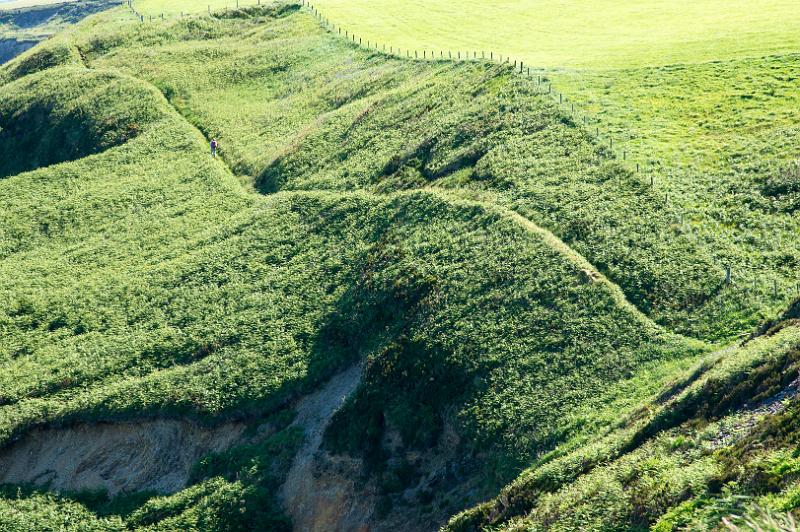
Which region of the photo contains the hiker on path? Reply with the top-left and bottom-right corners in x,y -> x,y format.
210,138 -> 218,158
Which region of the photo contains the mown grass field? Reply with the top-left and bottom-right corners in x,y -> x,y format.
135,0 -> 800,69
0,1 -> 799,530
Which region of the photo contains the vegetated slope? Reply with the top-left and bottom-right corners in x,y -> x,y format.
449,306 -> 800,531
200,0 -> 800,337
0,6 -> 712,529
0,67 -> 163,179
265,0 -> 800,169
79,4 -> 797,340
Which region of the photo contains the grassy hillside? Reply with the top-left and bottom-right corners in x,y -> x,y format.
198,0 -> 800,247
126,1 -> 800,173
449,309 -> 800,531
75,3 -> 800,341
0,4 -> 714,528
0,1 -> 798,530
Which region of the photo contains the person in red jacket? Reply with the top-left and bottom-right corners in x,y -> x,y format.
210,138 -> 218,158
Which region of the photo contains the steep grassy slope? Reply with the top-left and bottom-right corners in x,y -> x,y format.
270,0 -> 800,169
449,311 -> 800,531
0,5 -> 719,528
0,67 -> 163,178
74,5 -> 800,341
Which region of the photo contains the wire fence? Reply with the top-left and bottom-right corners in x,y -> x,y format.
124,0 -> 800,310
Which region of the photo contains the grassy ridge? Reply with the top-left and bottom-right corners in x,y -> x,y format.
77,7 -> 799,340
0,67 -> 165,179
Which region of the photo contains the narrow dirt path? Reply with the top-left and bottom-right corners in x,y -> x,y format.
281,364 -> 365,531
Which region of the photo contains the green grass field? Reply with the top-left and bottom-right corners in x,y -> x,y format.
1,1 -> 800,530
135,0 -> 800,69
